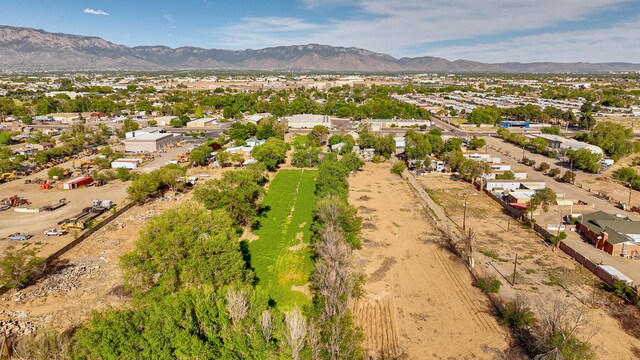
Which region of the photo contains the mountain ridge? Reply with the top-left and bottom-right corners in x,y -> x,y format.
1,25 -> 639,73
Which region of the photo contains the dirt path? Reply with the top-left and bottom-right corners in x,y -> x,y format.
418,172 -> 640,360
349,163 -> 510,359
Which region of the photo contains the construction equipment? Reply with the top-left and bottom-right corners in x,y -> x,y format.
0,171 -> 16,182
42,198 -> 69,211
1,195 -> 30,207
58,199 -> 114,230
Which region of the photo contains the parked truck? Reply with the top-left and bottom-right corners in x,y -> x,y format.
58,199 -> 114,230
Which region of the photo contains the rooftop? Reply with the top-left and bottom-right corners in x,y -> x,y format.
126,133 -> 173,141
580,211 -> 640,245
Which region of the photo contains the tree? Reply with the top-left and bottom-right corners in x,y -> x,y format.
467,106 -> 501,125
291,147 -> 321,168
405,130 -> 431,161
228,122 -> 257,140
566,149 -> 601,173
341,153 -> 364,173
579,121 -> 634,160
541,126 -> 561,135
189,145 -> 210,166
497,128 -> 510,139
561,170 -> 576,184
47,166 -> 65,179
529,188 -> 557,222
391,161 -> 406,176
528,137 -> 548,153
194,105 -> 204,119
375,133 -> 396,159
147,119 -> 158,126
251,138 -> 289,171
495,170 -> 515,180
308,125 -> 329,146
122,119 -> 139,134
170,118 -> 183,127
0,248 -> 46,289
538,162 -> 551,173
444,137 -> 463,152
121,203 -> 248,297
578,112 -> 596,130
284,306 -> 307,360
467,137 -> 486,150
193,168 -> 265,226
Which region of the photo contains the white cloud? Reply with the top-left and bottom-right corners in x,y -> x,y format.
212,0 -> 636,62
83,8 -> 109,16
428,18 -> 640,63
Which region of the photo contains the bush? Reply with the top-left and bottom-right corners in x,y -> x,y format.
391,161 -> 406,176
475,276 -> 501,293
371,154 -> 383,163
613,280 -> 636,301
548,168 -> 561,177
0,248 -> 46,289
501,298 -> 536,331
47,166 -> 65,180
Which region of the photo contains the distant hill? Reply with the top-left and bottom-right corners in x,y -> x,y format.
1,25 -> 639,73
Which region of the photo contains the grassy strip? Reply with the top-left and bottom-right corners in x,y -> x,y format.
249,169 -> 317,309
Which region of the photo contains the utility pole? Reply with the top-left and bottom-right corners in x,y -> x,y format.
462,196 -> 467,231
592,278 -> 597,307
507,217 -> 511,231
522,144 -> 525,162
628,183 -> 632,208
512,254 -> 518,286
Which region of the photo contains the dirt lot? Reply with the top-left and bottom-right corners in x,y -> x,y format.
419,173 -> 640,360
349,163 -> 511,359
0,197 -> 182,334
0,166 -> 229,336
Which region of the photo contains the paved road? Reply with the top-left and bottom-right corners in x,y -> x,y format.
483,136 -> 638,220
477,137 -> 640,283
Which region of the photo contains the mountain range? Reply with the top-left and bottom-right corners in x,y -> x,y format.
1,25 -> 639,73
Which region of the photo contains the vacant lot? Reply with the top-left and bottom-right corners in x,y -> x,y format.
419,173 -> 640,359
248,169 -> 316,309
350,163 -> 510,359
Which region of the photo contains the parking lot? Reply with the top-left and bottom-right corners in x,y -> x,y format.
0,145 -> 190,258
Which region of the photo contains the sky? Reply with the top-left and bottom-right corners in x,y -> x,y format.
1,0 -> 639,63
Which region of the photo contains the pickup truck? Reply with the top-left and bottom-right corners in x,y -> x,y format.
44,228 -> 68,237
8,233 -> 32,241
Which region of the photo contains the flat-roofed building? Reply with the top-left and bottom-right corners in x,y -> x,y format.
286,114 -> 330,129
124,133 -> 182,152
111,158 -> 143,169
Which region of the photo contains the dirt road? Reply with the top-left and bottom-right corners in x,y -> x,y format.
349,163 -> 510,359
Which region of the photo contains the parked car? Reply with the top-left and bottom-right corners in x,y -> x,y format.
198,173 -> 211,178
165,160 -> 178,165
0,204 -> 11,211
44,228 -> 67,237
8,233 -> 32,241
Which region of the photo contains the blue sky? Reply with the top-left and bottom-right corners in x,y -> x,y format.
1,0 -> 640,63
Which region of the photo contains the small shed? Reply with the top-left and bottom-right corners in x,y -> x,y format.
111,158 -> 143,170
58,175 -> 93,190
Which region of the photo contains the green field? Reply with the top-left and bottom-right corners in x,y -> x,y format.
249,169 -> 317,309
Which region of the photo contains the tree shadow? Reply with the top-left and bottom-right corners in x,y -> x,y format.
239,240 -> 257,285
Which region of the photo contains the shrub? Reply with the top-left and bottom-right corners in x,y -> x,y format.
613,280 -> 636,301
548,168 -> 561,177
0,248 -> 46,289
391,161 -> 406,176
371,155 -> 383,163
501,298 -> 536,331
475,276 -> 501,293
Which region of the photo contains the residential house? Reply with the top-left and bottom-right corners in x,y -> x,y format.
576,211 -> 640,258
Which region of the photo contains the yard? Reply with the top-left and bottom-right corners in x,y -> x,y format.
248,169 -> 317,309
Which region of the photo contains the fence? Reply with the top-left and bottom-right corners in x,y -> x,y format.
483,187 -> 640,303
0,202 -> 136,297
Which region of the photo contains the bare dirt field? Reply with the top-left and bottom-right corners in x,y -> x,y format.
349,163 -> 511,359
0,197 -> 182,335
419,173 -> 640,360
0,167 -> 228,336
